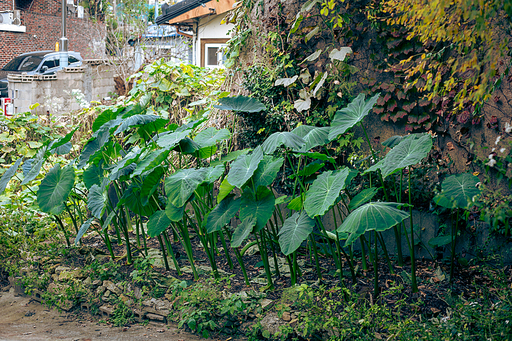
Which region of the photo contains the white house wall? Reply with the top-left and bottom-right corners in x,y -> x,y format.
194,14 -> 234,67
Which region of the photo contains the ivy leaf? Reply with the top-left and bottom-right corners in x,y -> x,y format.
294,97 -> 311,112
329,47 -> 353,61
275,76 -> 298,87
301,49 -> 322,63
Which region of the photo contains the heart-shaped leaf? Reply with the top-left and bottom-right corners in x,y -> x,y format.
348,187 -> 378,211
207,195 -> 241,233
156,130 -> 190,148
337,202 -> 410,246
203,165 -> 225,184
365,133 -> 432,178
304,168 -> 350,218
194,127 -> 231,148
231,217 -> 257,248
75,218 -> 94,245
165,198 -> 185,222
279,211 -> 315,255
433,173 -> 481,209
140,167 -> 165,206
253,156 -> 284,188
261,132 -> 306,154
240,186 -> 275,231
37,163 -> 76,215
227,146 -> 264,188
83,163 -> 104,190
214,96 -> 266,112
0,158 -> 23,195
114,114 -> 161,135
88,184 -> 107,219
165,168 -> 207,207
291,125 -> 330,151
147,210 -> 171,237
217,178 -> 235,203
328,93 -> 380,141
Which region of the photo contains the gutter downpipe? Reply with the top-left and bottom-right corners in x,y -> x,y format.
193,18 -> 199,66
59,0 -> 69,67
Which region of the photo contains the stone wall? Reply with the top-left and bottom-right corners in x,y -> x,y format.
7,60 -> 115,115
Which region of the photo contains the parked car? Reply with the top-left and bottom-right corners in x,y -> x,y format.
0,51 -> 83,98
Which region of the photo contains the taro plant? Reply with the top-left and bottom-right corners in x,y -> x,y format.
433,173 -> 481,282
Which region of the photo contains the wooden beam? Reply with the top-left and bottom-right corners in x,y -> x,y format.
166,0 -> 238,25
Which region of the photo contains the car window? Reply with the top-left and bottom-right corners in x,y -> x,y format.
69,56 -> 79,64
40,58 -> 57,71
18,56 -> 44,72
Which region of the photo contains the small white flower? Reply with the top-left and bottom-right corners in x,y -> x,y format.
495,136 -> 502,145
500,148 -> 506,153
505,122 -> 512,133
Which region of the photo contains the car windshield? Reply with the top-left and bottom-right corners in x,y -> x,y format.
2,55 -> 44,72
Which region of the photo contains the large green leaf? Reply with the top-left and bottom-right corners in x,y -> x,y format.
291,125 -> 330,151
278,211 -> 315,255
433,173 -> 481,209
165,199 -> 185,222
49,127 -> 78,154
304,168 -> 349,218
217,178 -> 235,203
156,130 -> 190,148
215,96 -> 266,113
88,184 -> 107,219
147,211 -> 171,237
365,133 -> 432,178
348,187 -> 378,211
261,132 -> 306,154
210,148 -> 251,167
119,186 -> 158,216
173,137 -> 200,154
382,135 -> 405,149
75,218 -> 94,245
165,168 -> 207,207
239,187 -> 275,231
114,115 -> 161,135
293,151 -> 336,165
203,165 -> 225,184
194,127 -> 231,148
253,156 -> 284,188
328,93 -> 380,141
140,167 -> 165,206
21,158 -> 43,185
37,163 -> 76,215
131,147 -> 171,178
207,196 -> 241,233
83,163 -> 104,190
92,107 -> 122,132
337,202 -> 410,246
77,126 -> 110,169
0,158 -> 22,195
227,146 -> 264,188
231,217 -> 257,248
108,147 -> 142,181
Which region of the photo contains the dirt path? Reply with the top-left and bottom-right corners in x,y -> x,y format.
0,286 -> 223,341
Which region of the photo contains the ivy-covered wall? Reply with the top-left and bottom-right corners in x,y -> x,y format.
221,0 -> 512,249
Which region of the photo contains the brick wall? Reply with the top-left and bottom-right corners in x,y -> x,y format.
0,0 -> 105,68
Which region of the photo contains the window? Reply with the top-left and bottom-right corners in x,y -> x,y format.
204,43 -> 226,68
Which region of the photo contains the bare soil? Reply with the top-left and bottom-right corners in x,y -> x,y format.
0,287 -> 219,341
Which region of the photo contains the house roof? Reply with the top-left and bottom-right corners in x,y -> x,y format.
155,0 -> 237,26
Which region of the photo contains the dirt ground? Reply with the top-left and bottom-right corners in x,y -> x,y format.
0,286 -> 222,341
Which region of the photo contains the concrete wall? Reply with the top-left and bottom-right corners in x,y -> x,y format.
194,14 -> 234,67
7,60 -> 115,115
